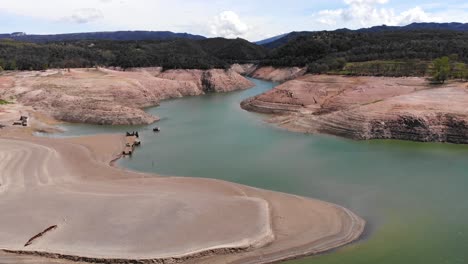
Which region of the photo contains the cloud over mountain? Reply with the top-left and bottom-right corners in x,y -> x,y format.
65,8 -> 104,24
315,0 -> 432,27
0,0 -> 467,41
210,11 -> 249,38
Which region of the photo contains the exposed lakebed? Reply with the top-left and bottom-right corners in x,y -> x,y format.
44,78 -> 468,264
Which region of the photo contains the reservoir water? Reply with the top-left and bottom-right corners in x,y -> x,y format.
48,78 -> 468,264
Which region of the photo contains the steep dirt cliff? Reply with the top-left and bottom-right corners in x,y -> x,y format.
241,74 -> 468,144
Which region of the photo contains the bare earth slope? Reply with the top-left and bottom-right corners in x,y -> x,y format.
0,68 -> 254,126
241,75 -> 468,144
229,65 -> 306,83
249,66 -> 306,83
0,134 -> 364,264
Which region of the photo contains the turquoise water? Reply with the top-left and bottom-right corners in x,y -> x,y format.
48,78 -> 468,264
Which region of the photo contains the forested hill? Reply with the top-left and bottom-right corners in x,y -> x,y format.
255,33 -> 289,45
263,30 -> 468,74
0,38 -> 267,71
0,31 -> 205,43
1,27 -> 468,76
260,22 -> 468,48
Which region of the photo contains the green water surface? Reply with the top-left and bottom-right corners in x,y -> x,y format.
48,78 -> 468,264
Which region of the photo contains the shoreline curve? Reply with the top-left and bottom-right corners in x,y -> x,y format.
0,134 -> 364,264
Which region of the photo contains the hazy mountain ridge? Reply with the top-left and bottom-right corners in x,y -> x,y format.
255,33 -> 289,45
0,31 -> 206,43
259,22 -> 468,48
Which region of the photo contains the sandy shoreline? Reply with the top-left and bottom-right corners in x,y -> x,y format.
0,133 -> 364,263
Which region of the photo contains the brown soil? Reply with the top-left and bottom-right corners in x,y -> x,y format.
249,66 -> 307,83
241,74 -> 468,144
0,67 -> 253,126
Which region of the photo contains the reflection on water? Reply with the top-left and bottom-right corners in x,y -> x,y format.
42,78 -> 468,264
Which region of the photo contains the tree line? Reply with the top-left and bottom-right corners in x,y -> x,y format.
339,60 -> 429,77
0,38 -> 267,71
263,30 -> 468,76
431,55 -> 468,83
2,29 -> 468,79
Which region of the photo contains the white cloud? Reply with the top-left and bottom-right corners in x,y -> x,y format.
0,0 -> 468,40
317,10 -> 345,26
64,8 -> 104,24
315,0 -> 436,29
210,11 -> 250,38
397,7 -> 432,24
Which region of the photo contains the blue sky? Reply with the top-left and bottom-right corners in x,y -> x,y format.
1,0 -> 468,41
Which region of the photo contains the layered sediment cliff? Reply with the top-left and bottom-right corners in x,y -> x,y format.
0,68 -> 254,126
241,74 -> 468,144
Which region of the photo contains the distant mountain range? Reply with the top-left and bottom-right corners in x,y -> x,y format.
1,22 -> 468,47
0,31 -> 205,43
254,33 -> 289,45
359,22 -> 468,32
258,22 -> 468,48
1,22 -> 468,72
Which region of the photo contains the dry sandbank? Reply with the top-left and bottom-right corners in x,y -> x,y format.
0,134 -> 364,263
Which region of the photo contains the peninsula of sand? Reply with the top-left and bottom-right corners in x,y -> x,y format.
0,133 -> 364,264
0,67 -> 365,264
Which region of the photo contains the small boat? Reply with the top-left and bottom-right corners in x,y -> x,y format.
153,127 -> 161,132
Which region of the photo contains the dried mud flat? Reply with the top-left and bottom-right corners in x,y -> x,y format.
0,134 -> 364,264
242,74 -> 468,144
